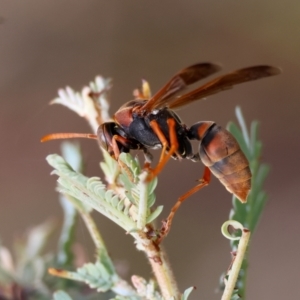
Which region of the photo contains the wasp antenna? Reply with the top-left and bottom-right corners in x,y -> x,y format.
41,133 -> 98,142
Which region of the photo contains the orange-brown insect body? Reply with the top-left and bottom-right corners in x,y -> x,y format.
189,121 -> 251,202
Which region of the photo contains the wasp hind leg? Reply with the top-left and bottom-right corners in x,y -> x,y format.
156,166 -> 211,244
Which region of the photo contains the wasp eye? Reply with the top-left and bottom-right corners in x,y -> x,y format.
97,124 -> 109,151
97,122 -> 117,152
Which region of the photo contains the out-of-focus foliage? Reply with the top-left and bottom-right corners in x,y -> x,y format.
219,107 -> 270,299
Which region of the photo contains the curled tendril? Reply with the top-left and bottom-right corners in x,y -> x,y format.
221,220 -> 244,240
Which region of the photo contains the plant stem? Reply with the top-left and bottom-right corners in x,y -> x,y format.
137,172 -> 148,230
134,230 -> 180,299
148,246 -> 180,299
221,229 -> 251,300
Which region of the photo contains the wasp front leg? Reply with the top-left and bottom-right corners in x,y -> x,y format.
97,122 -> 143,178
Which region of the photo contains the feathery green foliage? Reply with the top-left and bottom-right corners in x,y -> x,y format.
228,107 -> 269,233
0,74 -> 270,300
46,143 -> 168,299
220,107 -> 270,299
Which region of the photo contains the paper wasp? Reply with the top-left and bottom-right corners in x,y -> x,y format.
42,63 -> 280,241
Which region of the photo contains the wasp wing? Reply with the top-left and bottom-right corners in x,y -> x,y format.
138,63 -> 221,113
166,65 -> 281,109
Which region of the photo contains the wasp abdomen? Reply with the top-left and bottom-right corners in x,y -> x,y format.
206,149 -> 252,202
189,122 -> 252,202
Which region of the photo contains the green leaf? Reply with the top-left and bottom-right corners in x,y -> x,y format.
0,247 -> 15,283
100,149 -> 120,184
227,121 -> 250,160
249,121 -> 259,157
118,173 -> 136,204
146,205 -> 163,223
47,154 -> 137,232
24,220 -> 55,260
231,292 -> 241,300
61,141 -> 82,172
235,107 -> 250,143
57,260 -> 119,293
181,286 -> 195,300
57,195 -> 77,267
53,290 -> 73,300
253,164 -> 270,194
224,107 -> 270,298
119,153 -> 141,180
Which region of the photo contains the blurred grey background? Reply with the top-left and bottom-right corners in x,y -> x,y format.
1,1 -> 299,299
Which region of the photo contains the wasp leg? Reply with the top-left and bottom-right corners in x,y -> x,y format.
110,135 -> 130,159
157,166 -> 211,244
146,118 -> 179,181
110,135 -> 139,182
